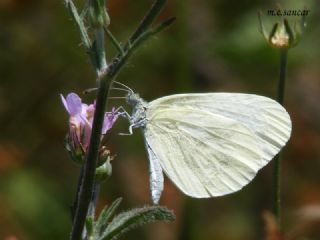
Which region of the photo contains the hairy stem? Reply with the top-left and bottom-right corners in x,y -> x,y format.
88,182 -> 101,217
95,28 -> 108,74
70,76 -> 109,240
70,21 -> 109,239
68,1 -> 173,239
71,166 -> 84,221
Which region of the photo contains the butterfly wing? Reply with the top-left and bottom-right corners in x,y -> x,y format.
149,93 -> 291,167
144,106 -> 263,198
143,137 -> 164,204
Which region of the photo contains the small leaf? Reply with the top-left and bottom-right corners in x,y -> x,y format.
149,17 -> 176,35
128,0 -> 167,45
65,0 -> 91,49
94,198 -> 123,237
98,206 -> 175,240
86,216 -> 94,237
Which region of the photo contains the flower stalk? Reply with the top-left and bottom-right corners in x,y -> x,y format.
273,48 -> 288,227
259,9 -> 306,228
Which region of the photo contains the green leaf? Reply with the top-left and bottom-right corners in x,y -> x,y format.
98,206 -> 175,240
65,0 -> 91,49
128,0 -> 167,45
94,198 -> 123,237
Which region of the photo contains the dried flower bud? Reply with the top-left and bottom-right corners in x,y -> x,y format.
270,20 -> 291,48
258,11 -> 306,49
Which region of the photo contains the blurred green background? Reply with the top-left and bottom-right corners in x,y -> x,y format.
1,0 -> 320,239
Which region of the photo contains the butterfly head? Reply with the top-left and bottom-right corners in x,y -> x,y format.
126,91 -> 146,107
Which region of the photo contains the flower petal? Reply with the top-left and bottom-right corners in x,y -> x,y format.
102,107 -> 118,134
60,94 -> 69,113
82,123 -> 92,149
86,104 -> 96,124
66,93 -> 82,116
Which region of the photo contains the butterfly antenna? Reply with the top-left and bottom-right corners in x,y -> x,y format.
113,81 -> 134,93
108,96 -> 127,99
110,87 -> 130,92
83,88 -> 98,95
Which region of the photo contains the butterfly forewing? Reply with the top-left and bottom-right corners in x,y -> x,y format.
148,93 -> 292,167
144,107 -> 263,198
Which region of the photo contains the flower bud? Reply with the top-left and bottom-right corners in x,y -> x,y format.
269,19 -> 293,48
88,0 -> 110,28
258,11 -> 306,49
95,155 -> 113,182
64,134 -> 85,164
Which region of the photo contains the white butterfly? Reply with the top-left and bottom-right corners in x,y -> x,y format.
114,83 -> 292,204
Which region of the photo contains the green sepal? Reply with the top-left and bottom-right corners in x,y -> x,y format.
95,158 -> 112,182
64,134 -> 85,164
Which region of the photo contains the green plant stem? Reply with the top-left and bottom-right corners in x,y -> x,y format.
68,1 -> 173,239
70,21 -> 170,240
273,48 -> 288,228
70,76 -> 110,240
95,28 -> 108,74
277,49 -> 287,105
88,182 -> 101,217
71,24 -> 108,240
71,166 -> 84,221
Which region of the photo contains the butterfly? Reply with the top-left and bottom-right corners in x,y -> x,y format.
113,82 -> 292,204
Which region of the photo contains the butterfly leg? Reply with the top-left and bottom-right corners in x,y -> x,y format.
118,124 -> 134,136
114,106 -> 131,119
110,106 -> 133,135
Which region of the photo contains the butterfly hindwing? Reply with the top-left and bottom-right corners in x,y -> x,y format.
143,137 -> 164,204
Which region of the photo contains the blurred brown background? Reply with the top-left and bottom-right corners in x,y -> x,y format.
0,0 -> 320,239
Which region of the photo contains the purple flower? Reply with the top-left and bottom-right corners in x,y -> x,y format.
61,93 -> 118,156
102,107 -> 118,134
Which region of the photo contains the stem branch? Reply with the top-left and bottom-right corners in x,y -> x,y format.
126,0 -> 166,49
104,28 -> 125,56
